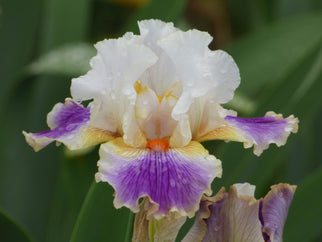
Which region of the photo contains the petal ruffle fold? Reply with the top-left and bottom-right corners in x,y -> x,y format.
196,111 -> 299,156
158,29 -> 240,119
95,138 -> 222,219
23,99 -> 115,151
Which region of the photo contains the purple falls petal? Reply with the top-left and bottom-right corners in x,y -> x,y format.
259,184 -> 296,242
196,112 -> 298,156
23,98 -> 114,151
223,111 -> 298,156
95,138 -> 222,219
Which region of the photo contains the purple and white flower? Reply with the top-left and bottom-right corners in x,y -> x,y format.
23,19 -> 298,219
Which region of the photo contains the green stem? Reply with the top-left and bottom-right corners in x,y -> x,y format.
149,218 -> 158,242
124,211 -> 134,242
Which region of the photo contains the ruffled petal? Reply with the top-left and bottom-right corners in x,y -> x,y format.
70,35 -> 158,140
259,184 -> 296,242
23,99 -> 115,151
138,19 -> 179,95
183,183 -> 296,242
158,29 -> 240,119
197,111 -> 299,156
95,138 -> 222,219
71,35 -> 158,103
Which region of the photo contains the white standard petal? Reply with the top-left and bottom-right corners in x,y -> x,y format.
158,29 -> 240,119
70,34 -> 158,139
138,19 -> 179,95
71,35 -> 158,103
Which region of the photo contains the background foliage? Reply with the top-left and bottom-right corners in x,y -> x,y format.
0,0 -> 321,241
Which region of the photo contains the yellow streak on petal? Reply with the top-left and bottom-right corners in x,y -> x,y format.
78,127 -> 117,147
173,141 -> 209,157
195,124 -> 246,143
134,80 -> 143,93
162,81 -> 182,99
103,137 -> 146,159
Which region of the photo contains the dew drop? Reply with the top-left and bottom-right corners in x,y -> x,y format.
214,225 -> 220,231
182,178 -> 188,184
65,124 -> 76,131
150,164 -> 156,173
170,179 -> 176,187
162,167 -> 168,172
187,82 -> 194,87
135,167 -> 141,174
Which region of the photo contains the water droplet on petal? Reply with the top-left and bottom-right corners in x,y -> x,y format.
187,82 -> 193,87
65,124 -> 76,131
150,164 -> 156,173
214,225 -> 220,231
170,179 -> 176,187
220,69 -> 227,74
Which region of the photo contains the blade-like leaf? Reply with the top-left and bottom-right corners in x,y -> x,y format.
44,150 -> 98,242
0,210 -> 33,242
0,0 -> 41,116
284,167 -> 322,242
27,43 -> 95,77
0,0 -> 92,241
70,182 -> 130,242
226,12 -> 322,96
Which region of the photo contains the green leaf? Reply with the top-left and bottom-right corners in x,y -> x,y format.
284,167 -> 322,242
226,12 -> 322,97
44,150 -> 98,242
0,210 -> 33,242
0,77 -> 63,242
0,0 -> 42,115
0,0 -> 92,241
27,43 -> 95,77
70,182 -> 130,242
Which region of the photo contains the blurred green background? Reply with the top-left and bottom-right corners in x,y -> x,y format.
0,0 -> 321,241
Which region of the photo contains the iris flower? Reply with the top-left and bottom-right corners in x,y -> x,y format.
23,20 -> 298,221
